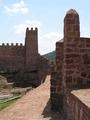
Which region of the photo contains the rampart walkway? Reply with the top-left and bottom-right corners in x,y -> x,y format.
0,75 -> 63,120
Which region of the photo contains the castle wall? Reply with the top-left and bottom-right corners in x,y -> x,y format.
0,27 -> 49,87
25,28 -> 38,70
0,44 -> 24,71
50,9 -> 90,119
63,9 -> 80,91
38,55 -> 50,84
56,41 -> 64,94
50,42 -> 64,110
68,90 -> 90,120
78,38 -> 90,88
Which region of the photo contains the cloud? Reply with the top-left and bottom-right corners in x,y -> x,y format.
4,0 -> 29,15
14,20 -> 42,34
39,32 -> 63,54
40,32 -> 60,41
14,20 -> 62,54
81,25 -> 90,37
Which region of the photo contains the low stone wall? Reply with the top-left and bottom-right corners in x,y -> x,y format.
67,91 -> 90,120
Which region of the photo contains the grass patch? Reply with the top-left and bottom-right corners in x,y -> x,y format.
0,96 -> 21,111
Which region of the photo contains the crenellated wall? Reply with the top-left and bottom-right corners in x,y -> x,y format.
25,27 -> 38,70
0,27 -> 49,87
0,43 -> 24,70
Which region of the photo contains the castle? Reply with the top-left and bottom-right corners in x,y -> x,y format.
50,9 -> 90,120
0,8 -> 90,120
0,27 -> 49,87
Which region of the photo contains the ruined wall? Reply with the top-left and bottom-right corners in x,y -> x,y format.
63,10 -> 90,91
77,38 -> 90,88
38,55 -> 50,84
50,41 -> 64,110
63,9 -> 80,91
56,41 -> 64,94
0,43 -> 24,71
50,62 -> 57,110
68,91 -> 90,120
50,9 -> 90,119
0,27 -> 49,87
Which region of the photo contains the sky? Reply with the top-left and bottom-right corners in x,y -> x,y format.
0,0 -> 90,54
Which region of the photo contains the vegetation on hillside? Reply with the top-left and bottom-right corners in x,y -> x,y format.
44,51 -> 56,63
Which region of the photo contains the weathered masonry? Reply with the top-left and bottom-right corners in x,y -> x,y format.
0,28 -> 49,87
50,9 -> 90,120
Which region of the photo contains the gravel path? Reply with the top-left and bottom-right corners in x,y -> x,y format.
0,75 -> 64,120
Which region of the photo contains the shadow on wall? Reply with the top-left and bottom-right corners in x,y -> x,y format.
42,98 -> 64,120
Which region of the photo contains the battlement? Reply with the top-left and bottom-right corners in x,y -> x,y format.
0,26 -> 49,89
26,27 -> 38,32
25,27 -> 38,67
0,43 -> 24,47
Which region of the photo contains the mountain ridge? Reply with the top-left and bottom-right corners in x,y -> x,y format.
43,51 -> 55,62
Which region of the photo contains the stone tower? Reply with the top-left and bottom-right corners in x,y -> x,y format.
63,9 -> 80,118
25,27 -> 38,70
63,9 -> 80,90
50,9 -> 81,112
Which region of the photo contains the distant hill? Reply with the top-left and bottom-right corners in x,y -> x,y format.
43,51 -> 56,63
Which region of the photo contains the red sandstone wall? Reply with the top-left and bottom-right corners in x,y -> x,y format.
62,37 -> 90,89
38,55 -> 50,84
56,41 -> 64,94
68,92 -> 90,120
0,44 -> 24,71
25,28 -> 38,69
50,41 -> 64,110
50,9 -> 90,117
63,9 -> 80,91
62,10 -> 90,90
78,38 -> 90,87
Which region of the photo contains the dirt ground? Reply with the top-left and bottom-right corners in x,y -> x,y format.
0,75 -> 64,120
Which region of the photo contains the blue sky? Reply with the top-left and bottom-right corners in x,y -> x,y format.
0,0 -> 90,54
